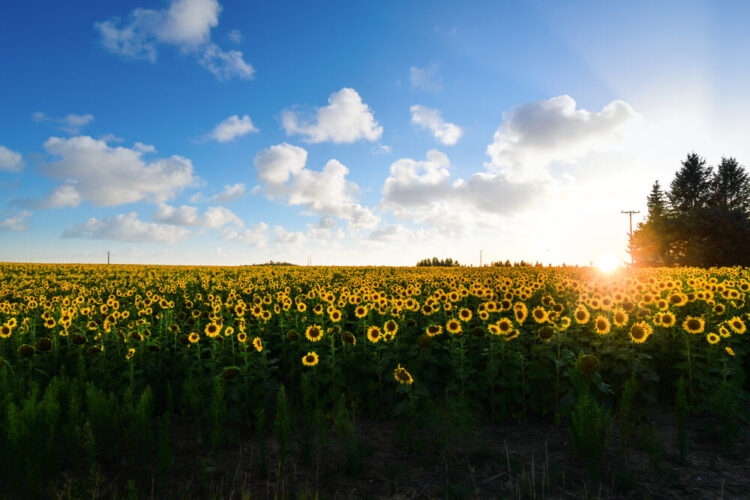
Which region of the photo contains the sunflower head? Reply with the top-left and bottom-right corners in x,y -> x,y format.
577,354 -> 600,376
417,334 -> 432,349
302,351 -> 319,367
393,364 -> 414,385
222,366 -> 241,380
538,325 -> 555,341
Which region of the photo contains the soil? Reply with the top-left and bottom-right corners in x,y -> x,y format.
48,402 -> 750,499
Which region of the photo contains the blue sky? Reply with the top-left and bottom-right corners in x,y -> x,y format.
2,0 -> 749,265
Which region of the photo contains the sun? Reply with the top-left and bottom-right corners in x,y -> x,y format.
596,253 -> 621,273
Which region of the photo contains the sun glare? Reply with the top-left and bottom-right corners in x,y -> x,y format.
596,253 -> 621,273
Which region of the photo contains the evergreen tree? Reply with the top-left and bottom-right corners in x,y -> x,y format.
668,153 -> 713,214
646,181 -> 666,222
711,157 -> 750,214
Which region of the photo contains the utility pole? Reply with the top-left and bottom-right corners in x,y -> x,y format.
107,251 -> 110,265
621,210 -> 640,266
479,250 -> 482,267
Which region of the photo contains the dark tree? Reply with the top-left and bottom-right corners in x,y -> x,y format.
711,157 -> 750,214
633,153 -> 750,267
668,153 -> 713,214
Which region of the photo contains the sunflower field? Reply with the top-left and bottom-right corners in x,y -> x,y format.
0,263 -> 748,496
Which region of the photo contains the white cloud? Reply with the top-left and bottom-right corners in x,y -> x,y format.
254,143 -> 379,230
372,144 -> 391,155
381,150 -> 542,234
33,112 -> 95,134
254,143 -> 307,184
0,146 -> 24,172
95,0 -> 254,80
486,95 -> 639,181
31,136 -> 196,207
213,183 -> 245,202
99,133 -> 125,143
43,185 -> 83,208
201,205 -> 242,229
133,141 -> 157,153
63,212 -> 191,243
410,105 -> 462,145
227,29 -> 243,44
0,210 -> 31,232
207,114 -> 258,142
281,88 -> 382,143
152,202 -> 242,229
222,222 -> 268,246
152,203 -> 200,226
410,63 -> 443,92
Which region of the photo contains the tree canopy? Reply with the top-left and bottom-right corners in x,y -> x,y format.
632,153 -> 750,267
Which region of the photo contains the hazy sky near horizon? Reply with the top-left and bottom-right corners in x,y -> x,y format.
2,0 -> 749,266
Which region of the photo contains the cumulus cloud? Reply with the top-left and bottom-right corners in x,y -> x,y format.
133,141 -> 157,153
95,0 -> 254,80
381,150 -> 541,234
226,29 -> 243,44
152,202 -> 242,229
201,205 -> 242,228
409,63 -> 443,92
29,136 -> 197,207
372,144 -> 391,155
254,143 -> 379,230
63,212 -> 191,243
486,95 -> 638,181
207,114 -> 258,142
0,146 -> 24,172
281,88 -> 382,143
33,112 -> 95,134
410,105 -> 462,145
212,183 -> 245,202
0,210 -> 31,232
152,203 -> 200,226
222,222 -> 268,246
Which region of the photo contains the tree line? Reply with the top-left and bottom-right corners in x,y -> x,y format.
632,153 -> 750,267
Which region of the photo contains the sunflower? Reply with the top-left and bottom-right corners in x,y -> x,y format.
393,364 -> 414,385
706,333 -> 720,345
612,309 -> 629,328
682,316 -> 705,335
574,305 -> 590,324
0,325 -> 10,338
426,324 -> 442,337
237,331 -> 248,343
559,316 -> 571,331
384,319 -> 399,335
342,331 -> 357,346
367,326 -> 382,343
593,315 -> 611,335
458,308 -> 473,322
329,309 -> 342,322
538,325 -> 555,341
496,318 -> 513,335
504,330 -> 520,341
446,319 -> 462,335
726,347 -> 735,356
660,311 -> 676,328
253,337 -> 263,352
302,351 -> 319,367
313,304 -> 324,315
296,302 -> 307,313
205,323 -> 221,338
305,325 -> 324,342
727,316 -> 746,334
188,332 -> 200,343
531,306 -> 548,323
628,321 -> 653,344
514,303 -> 528,324
126,348 -> 135,360
355,305 -> 368,318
